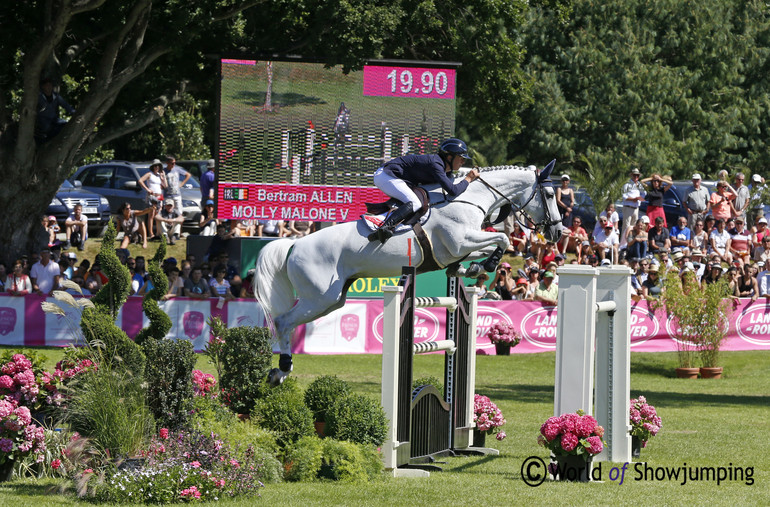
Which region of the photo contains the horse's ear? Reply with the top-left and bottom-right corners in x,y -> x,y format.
538,159 -> 556,182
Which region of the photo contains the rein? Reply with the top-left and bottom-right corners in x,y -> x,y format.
449,171 -> 561,234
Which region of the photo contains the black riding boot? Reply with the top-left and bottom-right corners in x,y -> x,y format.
368,202 -> 415,243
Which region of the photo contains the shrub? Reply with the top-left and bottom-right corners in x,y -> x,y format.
251,381 -> 314,447
142,338 -> 196,430
0,349 -> 48,375
319,439 -> 383,482
65,366 -> 154,458
219,326 -> 272,414
325,394 -> 388,447
412,375 -> 444,397
133,241 -> 171,346
304,375 -> 351,422
283,435 -> 324,482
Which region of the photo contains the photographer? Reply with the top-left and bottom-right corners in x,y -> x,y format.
490,262 -> 516,300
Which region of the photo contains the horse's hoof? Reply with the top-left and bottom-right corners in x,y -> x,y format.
465,262 -> 483,278
267,368 -> 288,387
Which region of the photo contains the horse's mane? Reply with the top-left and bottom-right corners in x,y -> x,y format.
457,164 -> 536,175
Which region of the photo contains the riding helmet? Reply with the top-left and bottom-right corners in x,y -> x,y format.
438,138 -> 471,160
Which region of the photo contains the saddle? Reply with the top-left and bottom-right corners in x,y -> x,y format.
364,187 -> 431,227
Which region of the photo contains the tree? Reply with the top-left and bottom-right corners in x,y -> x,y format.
0,0 -> 549,262
0,0 -> 265,262
514,0 -> 770,205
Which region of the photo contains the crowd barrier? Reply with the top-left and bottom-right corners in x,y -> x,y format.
1,294 -> 769,353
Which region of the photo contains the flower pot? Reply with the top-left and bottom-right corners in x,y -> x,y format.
0,459 -> 14,482
675,367 -> 699,379
472,429 -> 487,447
118,457 -> 146,472
494,343 -> 511,356
314,421 -> 326,437
631,436 -> 642,458
700,367 -> 723,379
550,454 -> 592,482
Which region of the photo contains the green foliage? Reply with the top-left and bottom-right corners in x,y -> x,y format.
142,338 -> 196,430
64,366 -> 154,459
412,376 -> 444,397
251,379 -> 315,448
219,326 -> 273,415
283,435 -> 324,482
325,394 -> 388,447
80,220 -> 144,376
134,240 -> 171,347
304,375 -> 352,422
319,439 -> 383,482
516,0 -> 770,196
662,271 -> 732,368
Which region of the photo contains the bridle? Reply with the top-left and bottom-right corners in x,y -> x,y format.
451,168 -> 562,235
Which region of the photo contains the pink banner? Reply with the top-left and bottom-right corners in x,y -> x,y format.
363,65 -> 457,99
217,182 -> 386,223
2,294 -> 770,354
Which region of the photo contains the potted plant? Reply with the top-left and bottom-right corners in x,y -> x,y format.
472,394 -> 507,447
661,270 -> 732,378
538,409 -> 604,482
629,396 -> 662,457
486,321 -> 521,356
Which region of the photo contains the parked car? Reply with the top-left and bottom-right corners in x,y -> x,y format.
47,179 -> 112,237
70,161 -> 202,230
175,160 -> 210,180
570,188 -> 598,234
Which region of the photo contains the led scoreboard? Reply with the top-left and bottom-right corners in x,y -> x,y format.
216,59 -> 459,223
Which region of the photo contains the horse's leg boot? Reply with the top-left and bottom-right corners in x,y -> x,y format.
482,246 -> 505,272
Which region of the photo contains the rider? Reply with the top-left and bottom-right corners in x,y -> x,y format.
368,138 -> 480,243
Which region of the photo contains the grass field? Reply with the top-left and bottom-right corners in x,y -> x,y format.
0,348 -> 767,505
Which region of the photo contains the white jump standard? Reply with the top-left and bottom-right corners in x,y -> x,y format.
554,265 -> 633,464
381,267 -> 497,477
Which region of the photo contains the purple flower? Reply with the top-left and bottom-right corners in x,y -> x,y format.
0,438 -> 13,453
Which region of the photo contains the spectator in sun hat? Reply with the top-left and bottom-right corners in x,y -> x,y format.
642,263 -> 663,300
534,270 -> 558,305
510,277 -> 530,300
556,174 -> 575,227
45,215 -> 61,248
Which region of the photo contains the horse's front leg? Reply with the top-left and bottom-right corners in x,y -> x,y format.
438,230 -> 510,273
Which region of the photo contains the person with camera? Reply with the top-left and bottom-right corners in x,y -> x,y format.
490,262 -> 516,300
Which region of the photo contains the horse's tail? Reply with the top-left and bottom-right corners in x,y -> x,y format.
255,239 -> 295,335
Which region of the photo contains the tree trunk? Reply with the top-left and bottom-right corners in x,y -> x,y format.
0,180 -> 51,263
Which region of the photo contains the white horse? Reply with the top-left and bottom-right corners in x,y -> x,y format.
256,161 -> 563,384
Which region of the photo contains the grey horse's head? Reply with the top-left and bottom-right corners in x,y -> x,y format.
536,160 -> 564,243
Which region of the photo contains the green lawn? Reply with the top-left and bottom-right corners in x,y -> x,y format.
0,349 -> 767,505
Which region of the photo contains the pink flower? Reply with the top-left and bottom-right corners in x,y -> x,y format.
190,461 -> 201,468
159,428 -> 169,439
575,414 -> 598,437
230,458 -> 240,468
14,406 -> 32,426
0,375 -> 14,390
559,413 -> 580,434
495,431 -> 506,441
0,399 -> 14,418
83,468 -> 93,473
560,432 -> 579,452
51,459 -> 61,469
586,436 -> 603,455
180,486 -> 202,499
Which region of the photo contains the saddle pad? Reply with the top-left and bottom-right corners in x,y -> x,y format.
360,210 -> 429,234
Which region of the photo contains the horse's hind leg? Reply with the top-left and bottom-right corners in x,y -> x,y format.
267,281 -> 348,386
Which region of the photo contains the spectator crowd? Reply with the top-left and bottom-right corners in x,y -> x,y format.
483,168 -> 770,303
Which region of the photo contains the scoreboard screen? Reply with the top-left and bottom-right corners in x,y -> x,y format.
216,58 -> 458,223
